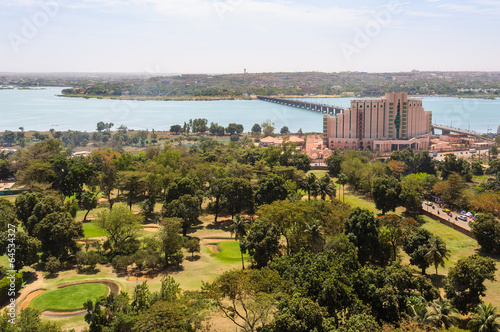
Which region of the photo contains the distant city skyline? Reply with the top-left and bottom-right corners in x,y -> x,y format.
1,0 -> 499,73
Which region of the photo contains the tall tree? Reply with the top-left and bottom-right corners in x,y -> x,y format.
229,215 -> 248,270
313,174 -> 336,201
444,255 -> 497,313
303,172 -> 317,201
425,236 -> 450,284
467,303 -> 500,332
403,228 -> 433,275
371,176 -> 401,214
95,204 -> 142,255
203,268 -> 282,332
343,208 -> 380,265
240,219 -> 281,268
337,172 -> 348,203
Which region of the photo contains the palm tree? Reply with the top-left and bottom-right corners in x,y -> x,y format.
303,172 -> 318,200
406,296 -> 430,323
427,298 -> 460,329
467,303 -> 500,332
313,175 -> 336,200
337,173 -> 348,203
229,214 -> 248,270
305,219 -> 324,253
425,236 -> 450,285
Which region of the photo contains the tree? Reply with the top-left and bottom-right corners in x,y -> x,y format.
325,152 -> 343,177
426,298 -> 460,329
467,303 -> 500,332
261,120 -> 275,137
226,123 -> 244,135
290,153 -> 311,172
251,123 -> 261,135
433,172 -> 469,208
303,172 -> 317,200
343,208 -> 380,264
2,130 -> 15,145
34,212 -> 83,260
80,190 -> 102,221
444,255 -> 497,313
0,308 -> 62,332
229,215 -> 248,270
240,219 -> 281,268
169,124 -> 182,134
95,204 -> 142,255
184,238 -> 200,258
15,159 -> 55,188
159,218 -> 184,266
337,173 -> 348,203
438,154 -> 472,181
313,174 -> 336,201
490,146 -> 498,159
222,177 -> 254,218
118,171 -> 146,210
403,228 -> 433,275
51,156 -> 97,197
425,236 -> 450,284
470,194 -> 500,219
44,256 -> 61,275
264,295 -> 327,332
99,161 -> 118,209
378,214 -> 418,261
203,268 -> 282,332
470,213 -> 500,254
163,195 -> 201,237
133,300 -> 196,332
255,174 -> 289,206
0,230 -> 40,271
371,176 -> 401,214
280,126 -> 290,134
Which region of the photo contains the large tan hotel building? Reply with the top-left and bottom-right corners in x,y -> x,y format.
323,92 -> 432,152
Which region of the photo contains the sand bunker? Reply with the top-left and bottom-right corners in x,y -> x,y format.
206,245 -> 220,253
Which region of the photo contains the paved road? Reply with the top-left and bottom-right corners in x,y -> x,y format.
422,201 -> 471,231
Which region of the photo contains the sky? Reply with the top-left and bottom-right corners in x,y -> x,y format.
0,0 -> 499,73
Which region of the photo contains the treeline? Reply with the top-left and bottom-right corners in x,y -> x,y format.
53,71 -> 500,99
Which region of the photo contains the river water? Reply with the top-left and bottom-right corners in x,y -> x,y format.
0,87 -> 498,133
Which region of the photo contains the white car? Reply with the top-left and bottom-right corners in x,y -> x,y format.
457,215 -> 467,222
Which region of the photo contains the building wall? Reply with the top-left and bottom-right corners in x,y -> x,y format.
323,92 -> 432,152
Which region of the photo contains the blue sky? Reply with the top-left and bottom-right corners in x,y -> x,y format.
1,0 -> 499,73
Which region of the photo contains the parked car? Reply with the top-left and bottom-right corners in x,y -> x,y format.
458,215 -> 467,222
424,201 -> 433,206
443,208 -> 451,213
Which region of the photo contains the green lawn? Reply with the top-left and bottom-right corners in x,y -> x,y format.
30,283 -> 108,311
207,241 -> 249,264
82,221 -> 108,238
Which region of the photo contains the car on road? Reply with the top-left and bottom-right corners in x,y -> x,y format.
457,215 -> 468,222
443,208 -> 451,213
424,201 -> 433,206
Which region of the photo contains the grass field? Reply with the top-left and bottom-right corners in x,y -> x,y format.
207,241 -> 249,264
30,283 -> 108,311
82,221 -> 108,238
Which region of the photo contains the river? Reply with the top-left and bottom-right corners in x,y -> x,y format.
0,87 -> 498,134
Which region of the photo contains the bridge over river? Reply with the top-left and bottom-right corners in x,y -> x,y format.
432,124 -> 493,141
257,96 -> 344,115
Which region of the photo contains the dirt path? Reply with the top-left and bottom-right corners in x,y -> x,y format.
16,271 -> 44,308
17,289 -> 46,311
